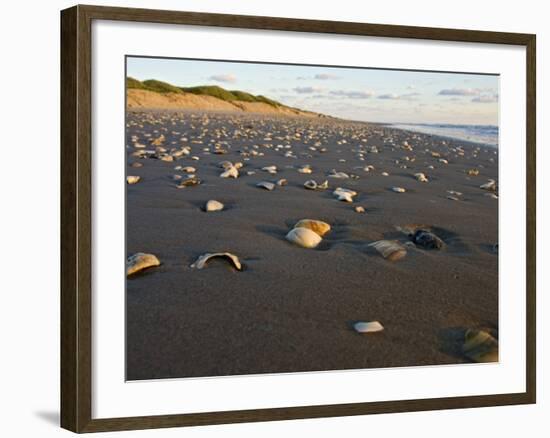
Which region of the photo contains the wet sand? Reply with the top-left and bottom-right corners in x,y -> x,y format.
125,110 -> 498,381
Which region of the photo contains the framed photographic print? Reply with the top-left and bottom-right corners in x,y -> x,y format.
60,4 -> 536,433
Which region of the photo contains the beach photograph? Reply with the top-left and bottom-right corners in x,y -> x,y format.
125,56 -> 499,381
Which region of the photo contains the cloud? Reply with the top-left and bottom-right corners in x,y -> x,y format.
208,74 -> 237,83
270,88 -> 289,93
329,90 -> 374,99
293,86 -> 324,94
438,88 -> 480,96
314,73 -> 340,80
378,93 -> 400,100
472,94 -> 498,103
400,92 -> 421,100
406,85 -> 416,90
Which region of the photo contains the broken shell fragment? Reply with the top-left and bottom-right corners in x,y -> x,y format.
177,177 -> 201,188
414,173 -> 429,182
392,187 -> 406,193
190,252 -> 243,271
276,178 -> 288,186
354,321 -> 384,333
369,240 -> 407,261
462,329 -> 498,362
294,219 -> 331,237
480,179 -> 497,191
355,206 -> 365,213
220,166 -> 239,178
205,200 -> 224,212
333,187 -> 357,203
126,175 -> 141,184
285,227 -> 323,249
256,181 -> 276,191
127,252 -> 160,276
467,168 -> 480,176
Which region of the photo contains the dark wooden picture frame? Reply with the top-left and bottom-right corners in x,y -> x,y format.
61,4 -> 536,433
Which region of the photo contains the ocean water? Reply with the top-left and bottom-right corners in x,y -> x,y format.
390,123 -> 499,148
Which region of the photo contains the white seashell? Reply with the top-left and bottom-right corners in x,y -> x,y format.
381,172 -> 389,176
234,162 -> 243,169
294,219 -> 331,237
439,158 -> 449,164
354,321 -> 384,333
126,176 -> 141,184
392,187 -> 406,193
285,227 -> 322,249
220,166 -> 239,178
181,166 -> 196,173
256,181 -> 276,191
159,154 -> 174,162
369,240 -> 407,261
298,166 -> 312,174
218,160 -> 233,169
205,200 -> 224,212
127,252 -> 160,276
262,165 -> 277,174
414,173 -> 429,182
333,187 -> 357,203
355,206 -> 365,213
191,156 -> 200,161
328,170 -> 349,179
480,179 -> 497,191
318,180 -> 329,189
304,180 -> 317,190
276,178 -> 288,186
190,252 -> 243,271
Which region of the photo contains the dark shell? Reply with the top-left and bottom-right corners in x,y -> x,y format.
412,229 -> 444,250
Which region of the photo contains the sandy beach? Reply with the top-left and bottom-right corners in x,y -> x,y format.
125,110 -> 498,381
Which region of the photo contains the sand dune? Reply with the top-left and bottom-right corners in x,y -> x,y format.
127,89 -> 321,117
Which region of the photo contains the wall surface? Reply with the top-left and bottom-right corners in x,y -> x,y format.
0,0 -> 546,436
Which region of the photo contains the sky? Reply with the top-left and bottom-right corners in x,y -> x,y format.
127,56 -> 499,125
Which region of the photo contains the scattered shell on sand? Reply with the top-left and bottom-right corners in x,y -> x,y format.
369,240 -> 407,261
485,193 -> 499,199
391,187 -> 406,193
190,252 -> 243,271
262,165 -> 278,174
412,229 -> 445,250
354,321 -> 384,333
256,181 -> 276,191
126,176 -> 141,184
355,206 -> 365,213
303,180 -> 328,190
298,165 -> 312,174
130,162 -> 143,168
205,200 -> 224,212
220,166 -> 239,178
285,227 -> 323,249
276,178 -> 288,186
328,170 -> 349,179
177,177 -> 201,188
468,168 -> 480,176
462,329 -> 498,362
333,187 -> 357,202
414,172 -> 429,182
181,166 -> 196,173
294,219 -> 331,237
127,252 -> 160,276
480,179 -> 497,191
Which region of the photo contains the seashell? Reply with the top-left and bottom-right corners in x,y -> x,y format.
126,176 -> 140,184
177,177 -> 201,188
285,227 -> 322,249
369,240 -> 407,261
220,166 -> 239,178
412,229 -> 444,250
298,166 -> 312,174
447,195 -> 460,201
414,173 -> 429,182
127,252 -> 160,276
234,162 -> 243,169
439,158 -> 449,164
262,165 -> 277,174
159,154 -> 174,162
218,160 -> 233,169
190,252 -> 243,271
462,329 -> 498,362
318,180 -> 329,189
467,168 -> 480,176
333,187 -> 357,202
485,193 -> 498,199
480,179 -> 497,191
130,162 -> 143,168
294,219 -> 331,237
355,206 -> 365,213
381,172 -> 389,176
172,174 -> 182,181
276,178 -> 288,186
304,180 -> 317,190
392,187 -> 406,193
354,321 -> 384,333
205,200 -> 224,212
181,166 -> 196,173
328,170 -> 349,179
191,156 -> 200,161
256,181 -> 276,191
